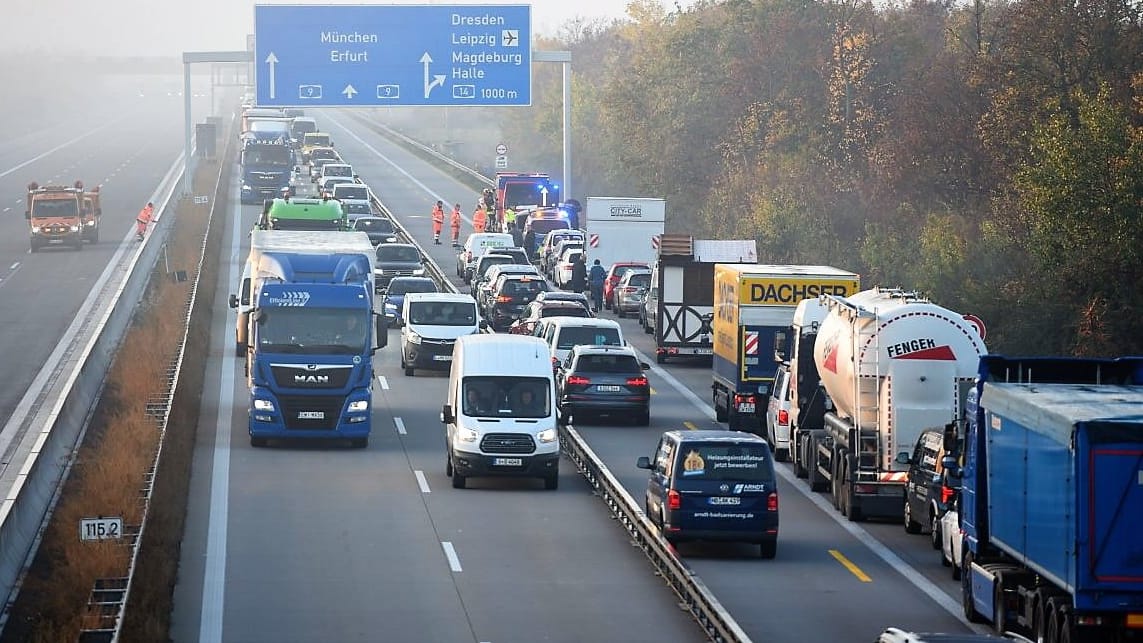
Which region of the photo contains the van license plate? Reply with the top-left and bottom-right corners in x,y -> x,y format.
432,355 -> 452,361
693,348 -> 713,355
597,385 -> 621,392
708,496 -> 742,506
737,403 -> 755,413
493,457 -> 523,466
297,411 -> 324,419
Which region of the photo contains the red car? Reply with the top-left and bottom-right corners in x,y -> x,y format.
603,263 -> 650,310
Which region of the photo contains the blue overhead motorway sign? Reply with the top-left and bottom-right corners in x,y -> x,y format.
253,4 -> 532,107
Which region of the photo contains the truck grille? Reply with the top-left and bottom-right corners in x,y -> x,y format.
480,433 -> 536,454
271,364 -> 352,389
279,395 -> 344,430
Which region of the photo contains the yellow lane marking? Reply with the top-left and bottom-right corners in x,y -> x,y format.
829,550 -> 872,582
683,421 -> 698,431
650,387 -> 657,395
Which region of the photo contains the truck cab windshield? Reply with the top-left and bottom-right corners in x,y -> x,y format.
32,199 -> 79,218
256,308 -> 367,354
243,146 -> 292,166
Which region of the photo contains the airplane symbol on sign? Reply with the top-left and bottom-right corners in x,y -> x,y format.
501,29 -> 519,47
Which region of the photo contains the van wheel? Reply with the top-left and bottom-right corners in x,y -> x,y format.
905,501 -> 923,534
774,448 -> 789,463
760,539 -> 777,560
544,474 -> 559,490
451,472 -> 466,489
446,453 -> 453,477
930,508 -> 942,549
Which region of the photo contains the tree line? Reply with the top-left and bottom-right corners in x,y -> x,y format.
496,0 -> 1143,356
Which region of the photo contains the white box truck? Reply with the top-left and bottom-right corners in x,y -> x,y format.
583,197 -> 665,271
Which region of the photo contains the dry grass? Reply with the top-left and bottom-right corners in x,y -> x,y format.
1,144 -> 230,643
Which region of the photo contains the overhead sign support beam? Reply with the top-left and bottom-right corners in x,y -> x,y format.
181,51 -> 253,195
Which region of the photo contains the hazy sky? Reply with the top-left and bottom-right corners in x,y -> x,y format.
3,1 -> 690,57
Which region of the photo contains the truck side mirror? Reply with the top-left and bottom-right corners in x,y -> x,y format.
25,210 -> 31,220
441,405 -> 454,424
636,456 -> 652,470
774,331 -> 787,362
228,294 -> 238,309
895,452 -> 912,465
374,315 -> 388,349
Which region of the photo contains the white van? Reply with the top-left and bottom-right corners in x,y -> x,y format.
399,293 -> 485,376
456,232 -> 514,281
541,317 -> 625,365
443,334 -> 560,490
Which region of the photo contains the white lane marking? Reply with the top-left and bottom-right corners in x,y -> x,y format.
0,119 -> 121,179
394,417 -> 407,435
2,207 -> 9,212
9,262 -> 18,270
199,178 -> 243,643
376,375 -> 389,390
640,344 -> 988,632
414,470 -> 431,493
441,541 -> 463,572
323,114 -> 474,226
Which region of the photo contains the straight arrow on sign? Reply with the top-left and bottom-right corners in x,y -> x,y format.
343,84 -> 357,99
265,52 -> 279,99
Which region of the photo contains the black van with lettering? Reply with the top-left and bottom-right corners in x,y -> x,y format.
637,430 -> 779,558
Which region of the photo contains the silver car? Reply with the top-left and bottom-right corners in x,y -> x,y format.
614,270 -> 651,317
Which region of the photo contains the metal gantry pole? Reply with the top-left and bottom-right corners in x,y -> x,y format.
561,59 -> 571,200
183,62 -> 193,195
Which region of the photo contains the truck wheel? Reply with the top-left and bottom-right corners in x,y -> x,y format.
992,571 -> 1009,635
807,437 -> 828,492
714,394 -> 728,422
904,500 -> 923,534
961,553 -> 984,622
350,437 -> 368,449
793,436 -> 808,478
846,489 -> 864,522
446,453 -> 453,477
451,472 -> 466,489
404,365 -> 414,376
250,436 -> 267,448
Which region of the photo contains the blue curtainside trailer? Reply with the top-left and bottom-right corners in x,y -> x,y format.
956,356 -> 1143,642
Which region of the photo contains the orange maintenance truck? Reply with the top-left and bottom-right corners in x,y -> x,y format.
25,181 -> 86,252
80,182 -> 102,243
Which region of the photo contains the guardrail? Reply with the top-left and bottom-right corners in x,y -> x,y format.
357,121 -> 751,643
369,197 -> 457,296
0,146 -> 192,632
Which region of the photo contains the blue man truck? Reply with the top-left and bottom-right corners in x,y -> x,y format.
246,250 -> 386,448
240,140 -> 295,205
711,264 -> 859,438
957,356 -> 1143,641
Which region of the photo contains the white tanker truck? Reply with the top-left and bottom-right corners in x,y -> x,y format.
802,288 -> 986,521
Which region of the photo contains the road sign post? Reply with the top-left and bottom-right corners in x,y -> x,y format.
254,4 -> 532,107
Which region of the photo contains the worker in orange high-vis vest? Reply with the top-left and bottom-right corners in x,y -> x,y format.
472,201 -> 487,233
450,203 -> 462,246
431,200 -> 445,244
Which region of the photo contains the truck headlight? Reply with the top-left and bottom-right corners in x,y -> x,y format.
537,428 -> 557,443
407,332 -> 422,344
253,399 -> 275,412
412,268 -> 425,276
348,400 -> 369,412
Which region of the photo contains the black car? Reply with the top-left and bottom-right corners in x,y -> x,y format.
373,243 -> 425,291
903,424 -> 962,548
475,264 -> 541,316
470,251 -> 526,288
637,430 -> 779,558
352,216 -> 398,245
486,273 -> 549,331
381,276 -> 439,327
556,345 -> 650,425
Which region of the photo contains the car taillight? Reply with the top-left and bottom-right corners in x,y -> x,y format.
734,393 -> 755,405
941,485 -> 955,504
667,489 -> 681,510
767,492 -> 778,512
778,409 -> 789,426
626,376 -> 648,387
566,375 -> 591,386
496,295 -> 512,303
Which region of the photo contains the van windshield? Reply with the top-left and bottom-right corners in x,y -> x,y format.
675,444 -> 774,482
462,376 -> 550,418
408,301 -> 474,326
556,326 -> 620,350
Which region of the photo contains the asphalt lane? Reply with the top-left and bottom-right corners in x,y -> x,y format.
0,75 -> 210,433
171,142 -> 704,642
323,112 -> 992,641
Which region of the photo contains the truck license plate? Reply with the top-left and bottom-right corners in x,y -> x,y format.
694,348 -> 713,355
493,457 -> 523,466
297,411 -> 324,419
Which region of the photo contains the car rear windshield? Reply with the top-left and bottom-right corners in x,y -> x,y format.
542,305 -> 589,318
556,327 -> 621,350
576,354 -> 640,373
335,186 -> 369,200
626,273 -> 651,287
325,165 -> 352,177
675,444 -> 774,482
499,279 -> 546,298
387,280 -> 437,295
355,218 -> 394,233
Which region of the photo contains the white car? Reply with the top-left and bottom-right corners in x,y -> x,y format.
554,248 -> 583,288
764,363 -> 793,461
940,495 -> 963,579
